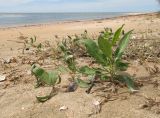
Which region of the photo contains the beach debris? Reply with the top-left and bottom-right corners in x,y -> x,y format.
61,82 -> 78,92
59,105 -> 68,111
138,95 -> 160,114
132,35 -> 136,39
9,57 -> 17,63
139,96 -> 160,111
66,82 -> 78,92
130,88 -> 139,93
1,57 -> 17,64
0,75 -> 6,82
92,99 -> 101,114
145,65 -> 159,75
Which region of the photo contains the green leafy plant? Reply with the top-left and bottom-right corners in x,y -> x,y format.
79,25 -> 137,92
57,31 -> 91,72
24,36 -> 43,52
58,39 -> 77,72
31,64 -> 61,102
58,25 -> 137,93
31,25 -> 137,102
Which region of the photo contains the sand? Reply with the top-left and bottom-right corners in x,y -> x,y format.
0,12 -> 159,58
0,13 -> 160,118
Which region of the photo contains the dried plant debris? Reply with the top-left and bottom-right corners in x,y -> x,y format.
124,35 -> 160,63
145,65 -> 159,75
139,96 -> 160,114
0,57 -> 17,64
92,99 -> 101,114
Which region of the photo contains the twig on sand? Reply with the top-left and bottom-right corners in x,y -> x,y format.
7,40 -> 24,44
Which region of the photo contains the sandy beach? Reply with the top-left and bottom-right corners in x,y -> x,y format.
0,13 -> 160,118
0,12 -> 159,58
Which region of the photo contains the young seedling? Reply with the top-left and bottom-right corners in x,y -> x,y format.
22,36 -> 43,54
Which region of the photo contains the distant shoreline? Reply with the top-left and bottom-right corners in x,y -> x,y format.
0,11 -> 159,58
0,12 -> 157,30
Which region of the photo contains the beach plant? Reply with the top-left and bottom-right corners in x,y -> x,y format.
31,25 -> 137,102
78,25 -> 137,92
31,64 -> 61,102
23,36 -> 37,49
58,31 -> 90,57
58,39 -> 77,72
58,25 -> 137,93
23,36 -> 43,52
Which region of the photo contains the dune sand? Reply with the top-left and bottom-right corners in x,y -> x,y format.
0,13 -> 160,118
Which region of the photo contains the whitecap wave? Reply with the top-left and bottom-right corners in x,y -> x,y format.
0,14 -> 26,18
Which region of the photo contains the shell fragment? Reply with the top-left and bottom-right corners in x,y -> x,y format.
0,75 -> 6,82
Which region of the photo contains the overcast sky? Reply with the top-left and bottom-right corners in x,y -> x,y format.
0,0 -> 159,12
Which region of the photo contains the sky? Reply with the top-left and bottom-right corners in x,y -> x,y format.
0,0 -> 159,13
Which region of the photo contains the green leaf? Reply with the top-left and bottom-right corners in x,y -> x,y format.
36,95 -> 52,102
98,36 -> 112,58
115,30 -> 133,60
36,88 -> 57,102
42,71 -> 59,85
59,43 -> 66,52
56,75 -> 61,84
80,39 -> 107,65
30,36 -> 36,44
75,78 -> 91,88
31,65 -> 60,86
79,66 -> 96,75
65,55 -> 77,72
31,65 -> 44,77
30,38 -> 34,44
116,60 -> 129,71
115,75 -> 136,92
100,75 -> 109,81
37,43 -> 42,49
112,25 -> 124,45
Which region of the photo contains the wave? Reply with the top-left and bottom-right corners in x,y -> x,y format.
0,14 -> 26,18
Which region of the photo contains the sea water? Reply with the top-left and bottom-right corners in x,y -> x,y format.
0,12 -> 128,27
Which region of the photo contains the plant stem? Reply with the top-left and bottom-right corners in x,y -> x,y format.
109,57 -> 116,82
